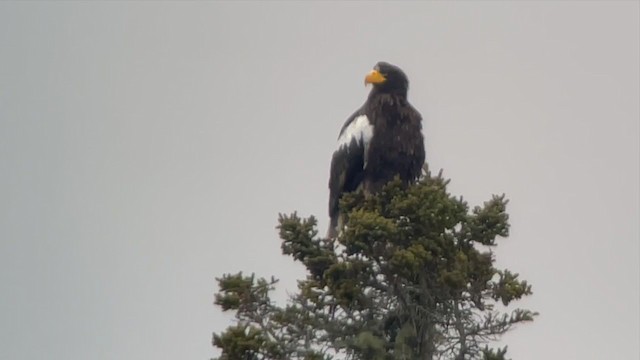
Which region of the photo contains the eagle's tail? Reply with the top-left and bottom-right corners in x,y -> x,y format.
326,218 -> 338,239
326,214 -> 344,239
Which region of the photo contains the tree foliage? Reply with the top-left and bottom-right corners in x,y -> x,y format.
213,168 -> 536,360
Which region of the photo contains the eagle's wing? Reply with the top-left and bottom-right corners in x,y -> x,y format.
327,111 -> 374,237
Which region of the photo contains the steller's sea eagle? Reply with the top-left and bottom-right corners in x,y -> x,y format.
327,62 -> 425,238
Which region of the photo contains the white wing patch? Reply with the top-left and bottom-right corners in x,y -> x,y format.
336,115 -> 373,150
336,115 -> 373,168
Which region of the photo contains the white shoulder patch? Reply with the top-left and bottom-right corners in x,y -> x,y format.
336,115 -> 373,150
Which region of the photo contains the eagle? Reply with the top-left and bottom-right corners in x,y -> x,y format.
327,62 -> 425,238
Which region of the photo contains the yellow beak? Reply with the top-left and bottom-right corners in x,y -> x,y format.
364,69 -> 386,85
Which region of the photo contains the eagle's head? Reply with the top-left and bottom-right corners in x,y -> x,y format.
365,62 -> 409,96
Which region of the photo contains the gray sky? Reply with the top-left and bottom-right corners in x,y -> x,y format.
0,1 -> 638,359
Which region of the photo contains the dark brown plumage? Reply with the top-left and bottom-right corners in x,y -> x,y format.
327,62 -> 425,238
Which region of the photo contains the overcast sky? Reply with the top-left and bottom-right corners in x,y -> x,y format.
0,2 -> 638,359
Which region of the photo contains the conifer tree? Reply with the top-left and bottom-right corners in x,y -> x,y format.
212,167 -> 536,360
